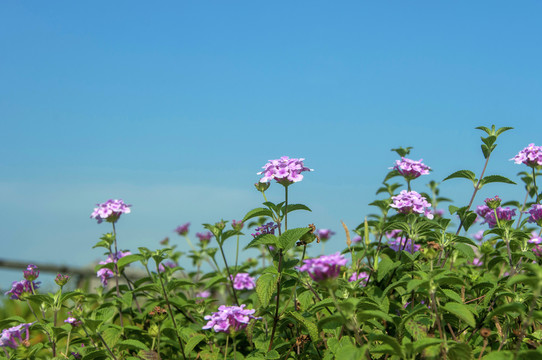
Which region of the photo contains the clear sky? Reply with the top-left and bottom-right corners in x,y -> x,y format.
1,1 -> 542,290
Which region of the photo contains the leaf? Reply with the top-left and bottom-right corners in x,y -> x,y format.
335,344 -> 367,359
447,342 -> 472,360
185,334 -> 206,355
243,207 -> 274,222
277,228 -> 310,252
357,310 -> 394,324
384,169 -> 401,182
487,303 -> 525,319
412,338 -> 443,354
443,170 -> 476,182
256,273 -> 277,308
283,204 -> 312,214
245,234 -> 278,250
117,254 -> 144,269
369,334 -> 404,358
102,326 -> 122,348
482,351 -> 514,360
82,350 -> 109,360
480,175 -> 516,187
118,339 -> 149,351
377,257 -> 400,282
289,311 -> 319,341
443,303 -> 476,328
441,288 -> 463,303
454,243 -> 475,262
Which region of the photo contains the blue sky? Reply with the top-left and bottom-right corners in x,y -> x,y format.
1,1 -> 542,290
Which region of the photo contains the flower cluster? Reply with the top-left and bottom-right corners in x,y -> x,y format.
257,156 -> 312,185
5,280 -> 38,300
349,271 -> 369,285
196,232 -> 213,243
64,317 -> 82,327
297,253 -> 348,282
251,222 -> 278,237
529,231 -> 542,244
231,220 -> 244,231
0,323 -> 34,349
526,204 -> 542,224
392,157 -> 431,179
202,305 -> 259,333
175,223 -> 190,236
476,205 -> 516,228
390,190 -> 434,219
484,195 -> 502,210
230,273 -> 256,290
90,199 -> 131,224
55,274 -> 70,287
23,264 -> 39,281
316,229 -> 335,242
533,245 -> 542,257
473,230 -> 484,242
96,251 -> 131,286
511,143 -> 542,167
388,237 -> 421,254
158,260 -> 177,273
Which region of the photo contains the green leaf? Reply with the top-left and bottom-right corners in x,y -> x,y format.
443,170 -> 476,183
441,288 -> 463,303
377,257 -> 400,282
118,339 -> 149,351
480,175 -> 516,187
185,334 -> 206,355
256,273 -> 277,308
443,303 -> 475,328
102,326 -> 122,348
283,204 -> 312,214
454,243 -> 475,261
245,234 -> 278,250
412,338 -> 442,354
243,208 -> 274,222
487,302 -> 525,319
82,350 -> 109,360
482,351 -> 514,360
117,254 -> 144,269
384,169 -> 401,182
289,311 -> 319,341
495,126 -> 514,136
335,344 -> 367,359
266,350 -> 280,359
369,334 -> 404,358
357,310 -> 394,324
447,342 -> 472,360
277,228 -> 310,252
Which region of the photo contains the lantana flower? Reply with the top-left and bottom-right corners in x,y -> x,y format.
230,273 -> 256,290
529,231 -> 542,245
349,271 -> 369,285
251,222 -> 278,237
316,229 -> 335,242
391,157 -> 431,180
511,143 -> 542,167
388,237 -> 420,254
297,252 -> 348,282
175,223 -> 190,236
476,205 -> 516,228
23,264 -> 39,281
526,204 -> 542,225
90,199 -> 131,224
96,251 -> 131,286
257,156 -> 312,185
5,280 -> 39,300
0,323 -> 34,349
390,190 -> 434,219
202,304 -> 259,333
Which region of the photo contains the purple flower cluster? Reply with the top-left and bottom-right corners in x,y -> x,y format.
316,229 -> 335,242
90,199 -> 131,224
0,323 -> 33,349
5,280 -> 39,300
202,305 -> 259,333
392,157 -> 431,179
251,222 -> 278,237
196,232 -> 213,243
526,204 -> 542,224
476,205 -> 516,228
533,245 -> 542,257
390,190 -> 434,219
55,274 -> 70,287
158,260 -> 177,273
297,252 -> 348,282
349,271 -> 369,285
388,237 -> 420,254
257,156 -> 312,185
472,230 -> 484,242
23,264 -> 39,281
96,251 -> 131,286
470,258 -> 483,267
231,220 -> 244,231
175,223 -> 190,236
230,273 -> 256,290
64,317 -> 82,327
196,290 -> 211,298
529,231 -> 542,245
511,143 -> 542,167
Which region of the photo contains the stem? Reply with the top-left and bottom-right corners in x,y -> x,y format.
516,191 -> 530,228
407,179 -> 411,192
233,331 -> 237,360
224,335 -> 229,360
234,234 -> 240,275
329,286 -> 363,345
65,329 -> 71,356
268,250 -> 284,351
218,241 -> 240,306
533,167 -> 540,204
155,263 -> 188,360
284,186 -> 289,231
95,331 -> 118,360
111,222 -> 124,327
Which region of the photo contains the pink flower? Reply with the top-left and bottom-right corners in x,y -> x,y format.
317,229 -> 335,242
0,323 -> 34,349
90,199 -> 131,224
390,190 -> 433,219
297,253 -> 348,282
349,271 -> 369,285
388,237 -> 420,254
196,232 -> 213,243
257,156 -> 312,185
529,231 -> 542,245
391,157 -> 430,180
96,251 -> 131,286
230,273 -> 255,290
511,143 -> 542,167
202,305 -> 259,333
174,223 -> 190,236
526,204 -> 542,224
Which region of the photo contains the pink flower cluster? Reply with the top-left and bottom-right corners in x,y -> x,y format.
0,323 -> 34,349
317,229 -> 335,242
390,190 -> 434,219
476,205 -> 516,228
297,252 -> 348,282
392,157 -> 431,179
96,251 -> 131,286
526,204 -> 542,224
251,222 -> 278,237
175,223 -> 190,236
257,156 -> 312,185
5,264 -> 40,300
196,232 -> 213,243
202,304 -> 259,333
230,273 -> 256,290
388,237 -> 420,254
349,271 -> 369,285
511,143 -> 542,167
90,199 -> 131,224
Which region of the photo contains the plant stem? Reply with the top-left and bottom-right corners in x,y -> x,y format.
268,250 -> 284,351
218,241 -> 240,306
111,222 -> 124,327
65,329 -> 71,356
284,186 -> 289,231
234,234 -> 240,275
224,335 -> 229,360
533,167 -> 540,204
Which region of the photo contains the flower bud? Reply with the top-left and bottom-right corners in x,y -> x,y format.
484,195 -> 501,210
231,220 -> 244,231
254,182 -> 270,192
215,220 -> 226,231
23,264 -> 39,281
55,274 -> 70,287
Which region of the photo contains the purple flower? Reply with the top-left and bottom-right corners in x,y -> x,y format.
23,264 -> 39,281
349,271 -> 369,285
55,274 -> 70,287
196,232 -> 213,243
0,323 -> 33,349
511,143 -> 542,167
97,251 -> 131,286
391,157 -> 431,180
352,235 -> 362,244
385,229 -> 402,239
484,195 -> 502,210
251,222 -> 278,237
231,220 -> 244,231
529,231 -> 542,245
297,252 -> 348,282
90,199 -> 131,224
64,317 -> 81,327
196,290 -> 211,298
175,223 -> 190,236
5,280 -> 39,300
202,304 -> 259,333
317,229 -> 335,242
158,260 -> 177,272
388,237 -> 420,254
390,190 -> 434,219
471,258 -> 483,267
476,205 -> 516,228
473,230 -> 484,242
257,156 -> 313,185
526,204 -> 542,224
230,273 -> 256,290
533,245 -> 542,257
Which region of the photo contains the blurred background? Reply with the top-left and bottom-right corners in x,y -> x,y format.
1,1 -> 541,292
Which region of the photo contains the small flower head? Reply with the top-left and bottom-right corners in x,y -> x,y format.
526,204 -> 542,225
529,231 -> 542,245
175,223 -> 190,236
352,235 -> 362,244
90,199 -> 131,224
388,237 -> 421,254
196,290 -> 211,298
533,245 -> 542,257
5,280 -> 38,300
64,317 -> 81,327
196,232 -> 213,243
391,157 -> 431,180
231,220 -> 244,231
385,229 -> 402,239
55,274 -> 70,287
96,251 -> 131,286
23,264 -> 39,281
158,260 -> 177,273
254,182 -> 271,192
230,273 -> 256,290
470,257 -> 483,267
202,304 -> 259,333
349,271 -> 369,285
0,323 -> 33,349
390,190 -> 434,219
251,222 -> 278,237
473,230 -> 484,242
316,229 -> 335,242
511,143 -> 542,167
257,156 -> 313,186
476,205 -> 516,228
484,195 -> 502,210
297,252 -> 348,282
